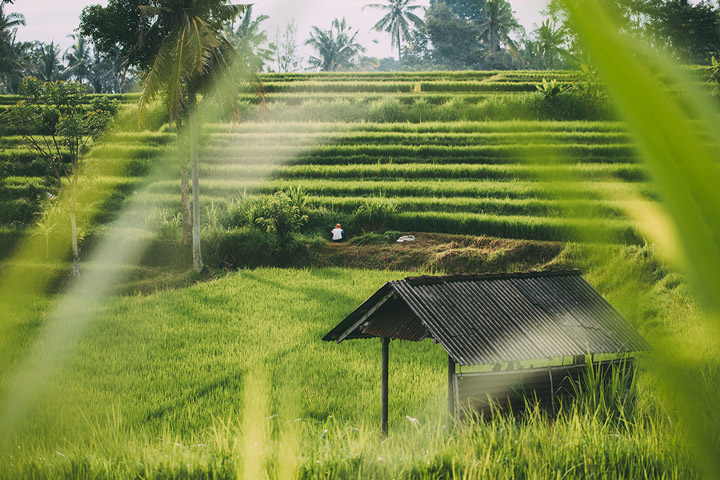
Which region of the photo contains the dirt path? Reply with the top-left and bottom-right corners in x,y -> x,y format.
308,232 -> 567,274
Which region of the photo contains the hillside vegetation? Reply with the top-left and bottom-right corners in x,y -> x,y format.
0,70 -> 710,479
0,70 -> 653,271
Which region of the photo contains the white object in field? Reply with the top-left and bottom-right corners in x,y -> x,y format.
331,228 -> 344,241
397,235 -> 416,243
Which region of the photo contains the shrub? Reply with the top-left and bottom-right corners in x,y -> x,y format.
202,227 -> 275,269
254,191 -> 309,243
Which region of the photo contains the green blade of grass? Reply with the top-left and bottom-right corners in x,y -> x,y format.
562,1 -> 720,312
563,0 -> 720,474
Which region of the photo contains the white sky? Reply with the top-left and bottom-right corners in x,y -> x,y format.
11,0 -> 547,60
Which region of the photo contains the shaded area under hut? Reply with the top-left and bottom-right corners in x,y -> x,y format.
323,270 -> 650,436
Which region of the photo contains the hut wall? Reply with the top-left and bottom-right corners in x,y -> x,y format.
454,358 -> 635,419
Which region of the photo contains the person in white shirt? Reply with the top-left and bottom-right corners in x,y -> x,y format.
331,223 -> 345,242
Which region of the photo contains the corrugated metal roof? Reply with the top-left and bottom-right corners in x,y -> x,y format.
322,270 -> 650,366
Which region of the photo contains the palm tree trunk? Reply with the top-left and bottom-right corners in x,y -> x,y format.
70,210 -> 80,277
189,91 -> 203,273
177,127 -> 191,246
69,167 -> 80,277
397,29 -> 402,65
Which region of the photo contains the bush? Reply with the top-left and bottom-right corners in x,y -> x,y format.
306,206 -> 351,237
369,98 -> 405,123
202,227 -> 275,269
253,189 -> 309,244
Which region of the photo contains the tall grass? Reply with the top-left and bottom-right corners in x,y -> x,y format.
562,0 -> 720,474
0,268 -> 696,479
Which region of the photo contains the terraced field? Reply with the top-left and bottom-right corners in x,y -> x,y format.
0,70 -> 652,258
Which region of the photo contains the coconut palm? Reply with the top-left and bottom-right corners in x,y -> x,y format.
33,41 -> 68,82
64,34 -> 94,85
88,47 -> 135,94
139,0 -> 250,272
363,0 -> 425,64
229,6 -> 272,72
532,19 -> 567,69
305,18 -> 365,71
0,0 -> 25,91
478,0 -> 523,63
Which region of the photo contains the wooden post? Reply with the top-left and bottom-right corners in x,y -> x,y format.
448,355 -> 456,422
381,337 -> 389,438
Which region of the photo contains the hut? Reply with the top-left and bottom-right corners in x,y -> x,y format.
323,270 -> 650,435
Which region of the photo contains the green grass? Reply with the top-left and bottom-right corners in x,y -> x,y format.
1,65 -> 718,478
0,267 -> 697,478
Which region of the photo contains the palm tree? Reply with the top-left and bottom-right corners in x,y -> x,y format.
64,34 -> 94,85
89,47 -> 134,94
363,0 -> 425,64
0,0 -> 25,91
305,18 -> 365,71
532,19 -> 567,69
33,41 -> 68,82
229,6 -> 272,72
139,0 -> 250,272
478,0 -> 523,64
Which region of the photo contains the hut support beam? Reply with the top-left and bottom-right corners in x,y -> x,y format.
381,337 -> 389,438
448,355 -> 456,422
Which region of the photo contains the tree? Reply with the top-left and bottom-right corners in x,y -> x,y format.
305,18 -> 365,71
430,0 -> 487,21
137,1 -> 250,272
545,0 -> 644,61
0,0 -> 25,92
642,0 -> 720,64
229,6 -> 272,72
400,27 -> 434,70
364,0 -> 426,64
80,0 -> 163,72
272,19 -> 299,73
2,37 -> 34,92
478,0 -> 523,65
33,41 -> 68,82
525,19 -> 568,69
2,78 -> 117,276
87,47 -> 134,94
426,2 -> 485,69
82,0 -> 254,272
64,35 -> 94,86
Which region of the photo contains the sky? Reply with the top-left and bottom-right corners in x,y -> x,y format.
11,0 -> 548,61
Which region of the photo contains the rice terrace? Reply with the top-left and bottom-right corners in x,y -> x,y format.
1,0 -> 720,478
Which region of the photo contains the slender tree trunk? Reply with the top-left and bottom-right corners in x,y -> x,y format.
491,29 -> 498,63
70,162 -> 80,277
189,91 -> 203,273
397,29 -> 402,65
70,210 -> 80,277
177,126 -> 191,246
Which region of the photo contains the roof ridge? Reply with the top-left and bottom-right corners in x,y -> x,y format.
402,269 -> 581,286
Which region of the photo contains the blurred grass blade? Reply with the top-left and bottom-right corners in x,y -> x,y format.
562,0 -> 720,474
562,0 -> 720,312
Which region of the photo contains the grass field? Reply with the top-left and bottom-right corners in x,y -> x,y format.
0,69 -> 716,478
0,267 -> 699,478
